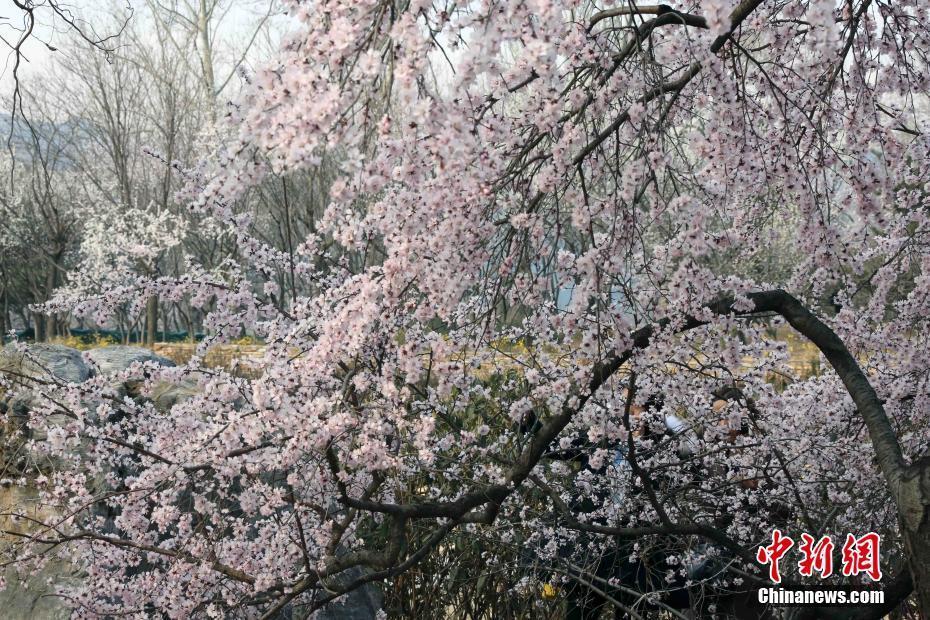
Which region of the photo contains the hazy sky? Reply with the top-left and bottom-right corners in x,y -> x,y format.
0,1 -> 285,112
0,2 -> 73,97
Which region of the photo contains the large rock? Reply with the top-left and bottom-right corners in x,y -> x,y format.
0,560 -> 72,620
0,345 -> 94,438
0,344 -> 92,385
316,568 -> 383,620
84,346 -> 175,375
0,344 -> 181,459
0,485 -> 75,620
0,345 -> 384,619
149,380 -> 201,411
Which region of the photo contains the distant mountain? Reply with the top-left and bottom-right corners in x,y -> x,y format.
0,111 -> 82,167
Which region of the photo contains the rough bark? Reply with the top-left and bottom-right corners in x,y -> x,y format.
732,291 -> 922,617
31,311 -> 45,342
897,459 -> 930,617
145,295 -> 158,347
43,313 -> 56,341
336,290 -> 925,615
0,294 -> 6,340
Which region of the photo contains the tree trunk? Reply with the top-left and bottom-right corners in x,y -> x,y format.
145,295 -> 158,347
161,303 -> 168,343
44,312 -> 56,341
682,292 -> 930,617
42,250 -> 61,342
32,311 -> 45,342
0,291 -> 6,340
198,0 -> 217,116
898,460 -> 930,617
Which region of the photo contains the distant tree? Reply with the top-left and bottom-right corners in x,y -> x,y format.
2,1 -> 129,167
0,122 -> 86,341
50,202 -> 186,343
1,1 -> 279,343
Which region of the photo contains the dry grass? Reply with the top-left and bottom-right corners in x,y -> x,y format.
153,343 -> 266,373
147,332 -> 825,379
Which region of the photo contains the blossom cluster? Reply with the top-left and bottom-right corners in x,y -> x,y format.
4,0 -> 930,617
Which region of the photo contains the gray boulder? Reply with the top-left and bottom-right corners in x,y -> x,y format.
84,346 -> 175,376
148,380 -> 200,411
315,569 -> 383,619
0,344 -> 179,455
0,344 -> 92,385
0,560 -> 73,620
0,345 -> 93,438
0,486 -> 75,620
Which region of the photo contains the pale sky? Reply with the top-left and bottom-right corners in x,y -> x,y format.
0,1 -> 286,112
0,1 -> 74,96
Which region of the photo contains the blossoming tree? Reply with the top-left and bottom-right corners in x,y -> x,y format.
50,202 -> 187,342
4,0 -> 930,617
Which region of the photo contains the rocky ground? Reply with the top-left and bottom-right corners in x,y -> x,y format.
0,343 -> 381,619
0,344 -> 177,619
